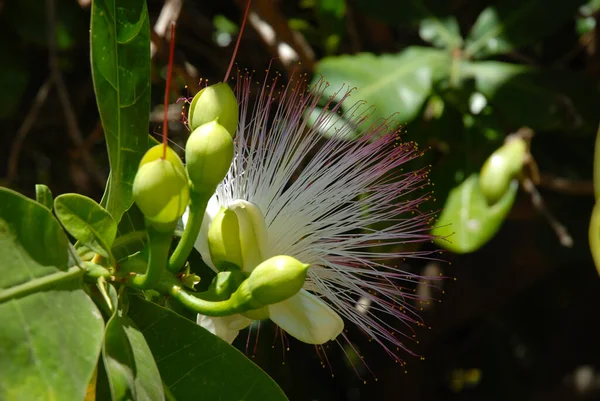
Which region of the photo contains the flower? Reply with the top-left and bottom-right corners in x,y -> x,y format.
187,73 -> 439,357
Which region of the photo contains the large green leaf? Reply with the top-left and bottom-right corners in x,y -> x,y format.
102,287 -> 164,401
91,0 -> 152,223
314,47 -> 450,132
0,188 -> 105,401
465,0 -> 586,58
55,193 -> 118,260
0,188 -> 70,289
433,174 -> 518,254
128,296 -> 288,401
462,61 -> 600,133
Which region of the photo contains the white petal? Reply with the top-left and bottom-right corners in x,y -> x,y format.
268,289 -> 344,344
196,313 -> 252,344
191,194 -> 221,271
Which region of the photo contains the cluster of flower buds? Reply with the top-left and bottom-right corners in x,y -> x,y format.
129,82 -> 311,319
186,83 -> 238,192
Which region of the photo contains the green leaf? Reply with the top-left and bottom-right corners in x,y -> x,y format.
0,188 -> 104,401
55,193 -> 118,260
91,0 -> 152,223
315,47 -> 450,131
35,184 -> 53,210
419,16 -> 463,49
103,287 -> 165,401
433,174 -> 518,253
128,296 -> 288,401
462,61 -> 600,133
0,187 -> 70,289
465,0 -> 586,58
0,288 -> 105,401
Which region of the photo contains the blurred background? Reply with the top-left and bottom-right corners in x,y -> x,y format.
1,0 -> 600,400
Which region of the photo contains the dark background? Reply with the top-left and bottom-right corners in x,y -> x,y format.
1,0 -> 599,400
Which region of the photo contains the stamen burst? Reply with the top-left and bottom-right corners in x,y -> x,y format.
199,70 -> 441,359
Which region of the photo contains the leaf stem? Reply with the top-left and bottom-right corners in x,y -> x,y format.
129,227 -> 173,289
0,266 -> 84,303
155,277 -> 256,316
168,190 -> 210,272
111,230 -> 148,251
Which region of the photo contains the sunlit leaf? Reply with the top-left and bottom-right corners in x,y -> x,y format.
0,187 -> 104,401
433,174 -> 518,253
419,16 -> 463,49
35,184 -> 53,210
55,194 -> 118,259
91,0 -> 152,223
315,47 -> 450,132
128,296 -> 288,401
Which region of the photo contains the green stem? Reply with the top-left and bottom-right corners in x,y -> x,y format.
129,226 -> 172,289
156,277 -> 259,317
0,266 -> 84,303
168,190 -> 210,272
111,230 -> 147,251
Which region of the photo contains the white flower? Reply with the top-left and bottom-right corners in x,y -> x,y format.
188,74 -> 438,356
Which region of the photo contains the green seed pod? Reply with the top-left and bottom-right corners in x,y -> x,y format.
243,255 -> 309,306
133,144 -> 190,231
185,121 -> 234,191
188,82 -> 239,136
479,138 -> 527,205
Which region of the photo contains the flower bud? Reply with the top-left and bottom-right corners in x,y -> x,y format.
243,255 -> 309,306
479,138 -> 527,205
188,83 -> 239,136
132,144 -> 190,231
185,121 -> 233,191
207,200 -> 268,272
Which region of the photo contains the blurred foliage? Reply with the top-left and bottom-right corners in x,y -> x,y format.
1,0 -> 600,400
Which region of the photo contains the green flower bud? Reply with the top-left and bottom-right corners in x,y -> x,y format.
208,207 -> 244,270
243,255 -> 309,306
188,83 -> 239,136
185,121 -> 233,191
479,138 -> 527,205
207,200 -> 268,272
133,144 -> 190,231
